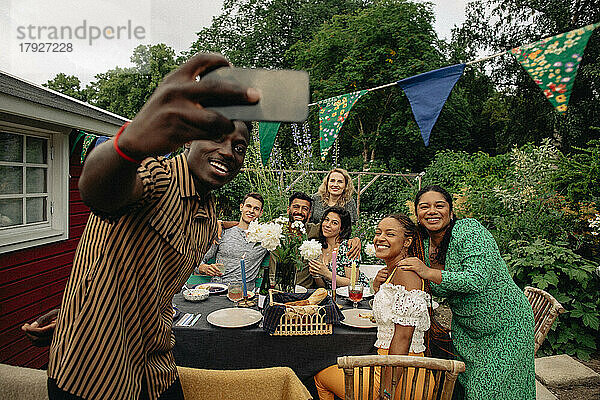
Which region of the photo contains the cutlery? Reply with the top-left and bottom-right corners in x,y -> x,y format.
177,313 -> 193,326
189,314 -> 202,326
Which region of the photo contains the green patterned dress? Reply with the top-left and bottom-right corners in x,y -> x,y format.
426,219 -> 535,400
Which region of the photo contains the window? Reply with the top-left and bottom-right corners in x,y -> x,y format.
0,122 -> 68,253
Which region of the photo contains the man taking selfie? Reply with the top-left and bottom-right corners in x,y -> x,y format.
42,53 -> 259,400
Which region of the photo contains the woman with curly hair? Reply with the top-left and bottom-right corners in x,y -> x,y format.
396,185 -> 535,400
314,213 -> 436,400
310,168 -> 358,225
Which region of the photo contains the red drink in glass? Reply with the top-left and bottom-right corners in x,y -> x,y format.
348,288 -> 363,302
228,290 -> 243,302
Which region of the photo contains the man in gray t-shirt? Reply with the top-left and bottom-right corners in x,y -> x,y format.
197,193 -> 268,290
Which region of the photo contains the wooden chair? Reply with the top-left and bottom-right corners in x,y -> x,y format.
337,355 -> 465,400
524,286 -> 565,356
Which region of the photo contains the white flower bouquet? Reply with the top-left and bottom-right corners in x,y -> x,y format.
247,221 -> 283,251
247,216 -> 319,291
299,239 -> 322,261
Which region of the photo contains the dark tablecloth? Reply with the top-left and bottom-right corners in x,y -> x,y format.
172,292 -> 377,382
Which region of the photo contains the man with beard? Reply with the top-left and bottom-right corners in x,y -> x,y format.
272,192 -> 361,289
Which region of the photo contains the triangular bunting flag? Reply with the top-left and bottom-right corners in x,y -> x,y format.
259,122 -> 281,166
510,22 -> 599,113
70,131 -> 86,156
318,90 -> 367,160
397,64 -> 465,146
94,136 -> 109,148
80,133 -> 98,164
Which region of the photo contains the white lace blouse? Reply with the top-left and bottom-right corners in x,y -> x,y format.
372,283 -> 431,353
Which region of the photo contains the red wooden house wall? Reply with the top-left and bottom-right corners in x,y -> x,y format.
0,151 -> 89,368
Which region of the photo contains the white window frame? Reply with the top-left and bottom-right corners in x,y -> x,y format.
0,121 -> 69,254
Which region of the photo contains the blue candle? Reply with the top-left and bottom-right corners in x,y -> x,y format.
240,256 -> 248,297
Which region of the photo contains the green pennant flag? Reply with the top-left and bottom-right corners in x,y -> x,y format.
318,90 -> 367,160
259,122 -> 281,166
510,22 -> 599,113
80,133 -> 98,164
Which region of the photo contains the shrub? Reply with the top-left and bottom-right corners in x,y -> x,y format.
553,139 -> 600,203
504,239 -> 600,359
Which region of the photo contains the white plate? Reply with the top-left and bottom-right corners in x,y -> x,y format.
295,285 -> 308,294
194,283 -> 228,295
336,286 -> 374,298
340,308 -> 377,329
206,308 -> 263,328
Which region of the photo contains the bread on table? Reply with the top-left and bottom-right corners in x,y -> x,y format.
284,288 -> 328,307
284,299 -> 310,306
308,288 -> 328,305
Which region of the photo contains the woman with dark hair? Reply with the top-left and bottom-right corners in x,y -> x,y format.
308,207 -> 368,288
314,213 -> 434,400
395,185 -> 535,400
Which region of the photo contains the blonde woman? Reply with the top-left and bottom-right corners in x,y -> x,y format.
310,168 -> 358,225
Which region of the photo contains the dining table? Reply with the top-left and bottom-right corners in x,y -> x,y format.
172,288 -> 378,396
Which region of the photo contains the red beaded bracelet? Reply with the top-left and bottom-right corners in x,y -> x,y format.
113,122 -> 142,164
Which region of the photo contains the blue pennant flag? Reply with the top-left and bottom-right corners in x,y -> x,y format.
397,64 -> 465,146
94,136 -> 109,148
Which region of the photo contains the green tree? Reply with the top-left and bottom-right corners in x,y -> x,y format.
85,44 -> 178,118
185,0 -> 366,68
452,0 -> 600,151
43,73 -> 87,102
290,0 -> 445,169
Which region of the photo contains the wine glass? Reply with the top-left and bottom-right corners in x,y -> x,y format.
211,262 -> 226,283
348,283 -> 364,309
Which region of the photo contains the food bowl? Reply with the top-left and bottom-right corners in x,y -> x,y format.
183,288 -> 210,302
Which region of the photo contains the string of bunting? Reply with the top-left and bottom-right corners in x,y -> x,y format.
259,22 -> 599,165
67,23 -> 598,165
71,130 -> 176,164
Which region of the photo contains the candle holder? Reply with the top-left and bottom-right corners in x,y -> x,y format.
237,296 -> 256,308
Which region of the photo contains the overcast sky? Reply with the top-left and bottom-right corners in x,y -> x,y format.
0,0 -> 467,85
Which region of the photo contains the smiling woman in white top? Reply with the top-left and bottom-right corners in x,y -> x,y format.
314,213 -> 434,400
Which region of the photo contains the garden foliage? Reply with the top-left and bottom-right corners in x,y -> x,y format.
421,139 -> 600,358
504,240 -> 599,359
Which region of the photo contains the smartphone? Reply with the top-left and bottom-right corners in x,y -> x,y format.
202,68 -> 309,122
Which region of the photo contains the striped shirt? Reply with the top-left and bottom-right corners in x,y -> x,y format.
48,154 -> 217,400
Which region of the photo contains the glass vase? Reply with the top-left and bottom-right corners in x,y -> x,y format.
274,258 -> 297,293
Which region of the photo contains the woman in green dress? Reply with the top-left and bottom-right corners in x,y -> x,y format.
397,185 -> 535,400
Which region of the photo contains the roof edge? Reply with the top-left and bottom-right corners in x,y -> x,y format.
0,69 -> 130,123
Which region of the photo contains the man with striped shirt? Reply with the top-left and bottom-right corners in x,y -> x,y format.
46,54 -> 260,400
